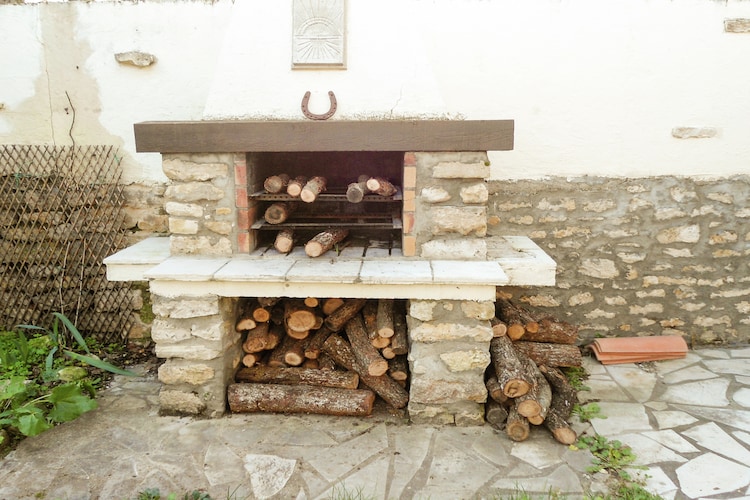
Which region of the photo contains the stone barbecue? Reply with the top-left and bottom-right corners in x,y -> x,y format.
104,120 -> 556,425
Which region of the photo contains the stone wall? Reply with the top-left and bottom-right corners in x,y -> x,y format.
153,294 -> 240,417
407,299 -> 494,426
488,175 -> 750,345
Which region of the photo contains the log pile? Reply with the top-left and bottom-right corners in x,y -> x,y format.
485,296 -> 582,444
228,297 -> 410,416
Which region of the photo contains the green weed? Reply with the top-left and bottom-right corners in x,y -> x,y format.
573,402 -> 605,423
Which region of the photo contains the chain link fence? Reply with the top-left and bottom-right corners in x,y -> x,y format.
0,145 -> 134,343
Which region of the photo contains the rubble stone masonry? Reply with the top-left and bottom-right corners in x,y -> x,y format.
488,175 -> 750,345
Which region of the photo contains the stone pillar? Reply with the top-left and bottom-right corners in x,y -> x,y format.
162,153 -> 241,256
411,151 -> 490,260
406,299 -> 494,426
151,295 -> 241,417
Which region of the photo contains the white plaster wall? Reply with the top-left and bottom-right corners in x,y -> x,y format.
1,0 -> 749,183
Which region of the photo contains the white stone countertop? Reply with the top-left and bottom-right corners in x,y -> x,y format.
104,235 -> 555,301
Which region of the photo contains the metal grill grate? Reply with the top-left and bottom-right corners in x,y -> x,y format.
0,145 -> 133,343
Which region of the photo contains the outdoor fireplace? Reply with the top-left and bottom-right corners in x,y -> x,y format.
104,120 -> 557,426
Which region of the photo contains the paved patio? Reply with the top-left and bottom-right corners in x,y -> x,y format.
1,347 -> 749,499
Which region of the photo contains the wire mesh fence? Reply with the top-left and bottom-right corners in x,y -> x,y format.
0,145 -> 134,343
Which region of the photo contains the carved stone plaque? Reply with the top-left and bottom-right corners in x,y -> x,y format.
292,0 -> 346,69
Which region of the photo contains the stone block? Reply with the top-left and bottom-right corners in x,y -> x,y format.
657,225 -> 700,244
440,349 -> 491,372
151,318 -> 191,343
578,258 -> 619,279
155,342 -> 223,361
409,376 -> 487,404
430,206 -> 486,236
409,322 -> 493,343
407,402 -> 457,425
165,183 -> 225,203
115,51 -> 156,67
162,158 -> 229,182
421,186 -> 451,203
152,295 -> 220,318
407,401 -> 485,426
460,301 -> 495,321
169,217 -> 199,235
420,239 -> 487,260
170,235 -> 233,256
410,300 -> 437,321
158,361 -> 215,385
433,162 -> 489,179
205,220 -> 233,235
165,202 -> 204,218
159,389 -> 206,415
460,183 -> 489,204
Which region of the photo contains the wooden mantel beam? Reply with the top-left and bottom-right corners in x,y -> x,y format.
133,120 -> 514,153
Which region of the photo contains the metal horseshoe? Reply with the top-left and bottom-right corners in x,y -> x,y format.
301,91 -> 337,120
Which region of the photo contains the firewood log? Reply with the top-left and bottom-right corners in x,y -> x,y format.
282,336 -> 306,366
242,323 -> 282,353
267,342 -> 288,368
284,300 -> 317,333
387,356 -> 408,382
324,297 -> 367,332
376,298 -> 395,338
242,353 -> 261,368
302,358 -> 319,369
520,317 -> 578,345
365,177 -> 398,196
485,373 -> 508,404
263,173 -> 290,194
300,176 -> 327,203
322,298 -> 345,315
258,297 -> 280,308
539,365 -> 578,445
303,297 -> 319,308
302,325 -> 333,359
496,297 -> 538,339
317,353 -> 336,371
490,317 -> 508,337
252,304 -> 272,323
345,315 -> 389,376
264,202 -> 297,225
370,335 -> 390,349
228,383 -> 375,416
270,303 -> 285,325
346,180 -> 369,203
381,346 -> 396,359
274,228 -> 295,254
286,175 -> 307,197
305,228 -> 349,257
236,365 -> 359,390
495,297 -> 539,332
485,399 -> 509,430
513,341 -> 583,367
235,298 -> 258,332
362,300 -> 379,342
322,333 -> 409,409
506,402 -> 530,442
513,354 -> 552,421
490,335 -> 532,398
388,310 -> 408,356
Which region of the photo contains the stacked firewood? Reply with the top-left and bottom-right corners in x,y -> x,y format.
485,296 -> 582,445
261,173 -> 398,257
228,297 -> 409,417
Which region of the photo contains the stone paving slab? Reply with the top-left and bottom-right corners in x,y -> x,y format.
1,347 -> 749,499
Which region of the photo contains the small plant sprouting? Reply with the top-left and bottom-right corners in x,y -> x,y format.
572,402 -> 605,423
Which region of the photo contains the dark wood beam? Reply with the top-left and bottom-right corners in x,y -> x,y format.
134,120 -> 514,153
